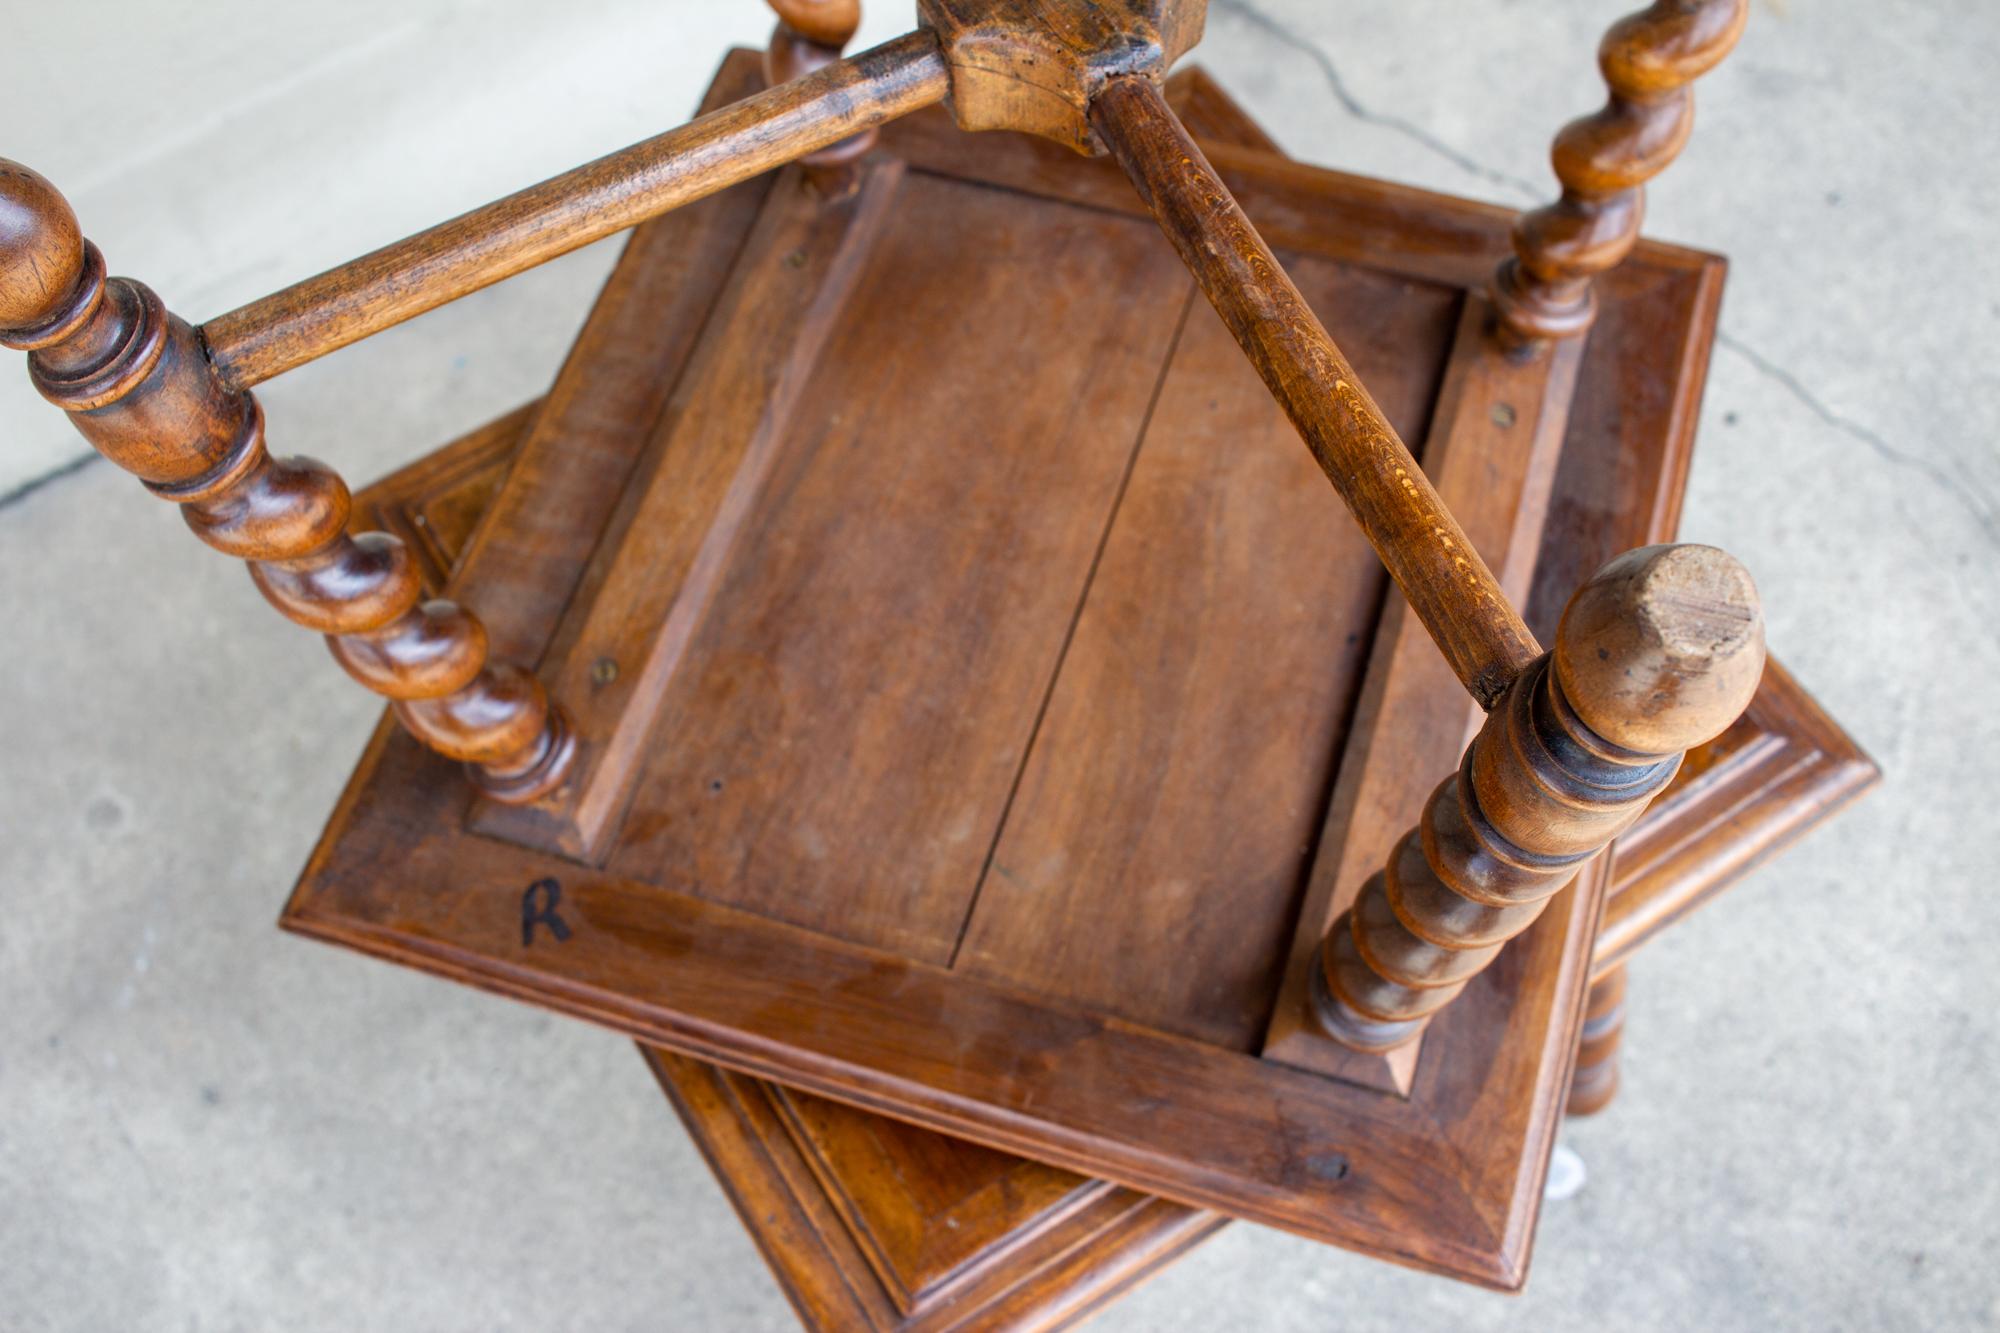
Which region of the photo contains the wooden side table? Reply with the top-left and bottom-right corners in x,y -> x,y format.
345,59 -> 1874,1328
6,0 -> 1866,1314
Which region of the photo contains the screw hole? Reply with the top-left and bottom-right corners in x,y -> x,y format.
1307,1152 -> 1350,1181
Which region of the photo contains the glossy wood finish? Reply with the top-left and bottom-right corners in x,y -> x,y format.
1313,545 -> 1765,1054
288,50 -> 1744,1285
1494,0 -> 1749,350
0,162 -> 573,802
1092,76 -> 1537,712
199,32 -> 949,388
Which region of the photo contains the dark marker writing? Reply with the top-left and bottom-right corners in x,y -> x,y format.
521,877 -> 572,947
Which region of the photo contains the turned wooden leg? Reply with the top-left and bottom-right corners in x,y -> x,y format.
1311,545 -> 1765,1052
1493,0 -> 1749,351
766,0 -> 875,192
0,161 -> 574,802
1567,965 -> 1629,1116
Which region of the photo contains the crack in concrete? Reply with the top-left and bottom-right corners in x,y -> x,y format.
1717,333 -> 1998,545
1212,0 -> 1543,201
0,450 -> 99,515
1214,0 -> 2000,548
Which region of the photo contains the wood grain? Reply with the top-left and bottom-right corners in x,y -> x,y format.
765,0 -> 878,187
355,385 -> 1874,1321
1090,76 -> 1539,710
489,158 -> 910,861
290,51 -> 1824,1293
1312,546 -> 1764,1052
953,251 -> 1456,1049
1262,302 -> 1584,1090
604,167 -> 1195,955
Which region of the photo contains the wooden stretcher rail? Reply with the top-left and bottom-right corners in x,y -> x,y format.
1089,76 -> 1540,708
200,31 -> 950,389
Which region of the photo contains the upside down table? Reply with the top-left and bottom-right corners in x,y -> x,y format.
338,52 -> 1874,1329
1,0 -> 1875,1322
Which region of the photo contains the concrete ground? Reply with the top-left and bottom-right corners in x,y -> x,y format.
3,1 -> 1995,1329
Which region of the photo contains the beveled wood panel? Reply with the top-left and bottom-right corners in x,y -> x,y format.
605,168 -> 1195,960
496,159 -> 910,861
644,1050 -> 1222,1332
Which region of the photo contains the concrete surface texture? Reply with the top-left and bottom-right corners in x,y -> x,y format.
1,1 -> 1994,1329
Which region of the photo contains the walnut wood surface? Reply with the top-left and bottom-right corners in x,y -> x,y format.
0,163 -> 573,802
199,32 -> 949,389
946,229 -> 1455,1048
1494,0 -> 1749,348
293,53 -> 1620,1282
1091,76 -> 1539,711
344,57 -> 1872,1307
495,158 -> 916,865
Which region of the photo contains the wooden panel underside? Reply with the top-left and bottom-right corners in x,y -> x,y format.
300,54 -> 1750,1286
593,165 -> 1192,959
348,63 -> 1872,1314
948,257 -> 1456,1049
357,392 -> 1873,1326
355,416 -> 1874,1332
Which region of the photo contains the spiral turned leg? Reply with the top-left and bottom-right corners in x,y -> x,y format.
0,160 -> 574,803
766,0 -> 875,191
1493,0 -> 1748,351
1312,544 -> 1765,1053
1567,965 -> 1629,1116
